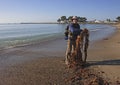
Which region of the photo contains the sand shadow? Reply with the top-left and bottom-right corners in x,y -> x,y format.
85,59 -> 120,67
64,59 -> 120,71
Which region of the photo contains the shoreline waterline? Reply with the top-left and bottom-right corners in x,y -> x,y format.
0,24 -> 116,50
0,24 -> 117,67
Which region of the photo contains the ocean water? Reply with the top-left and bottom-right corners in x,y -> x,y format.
81,24 -> 116,41
0,23 -> 116,49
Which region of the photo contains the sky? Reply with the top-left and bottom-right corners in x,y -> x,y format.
0,0 -> 120,23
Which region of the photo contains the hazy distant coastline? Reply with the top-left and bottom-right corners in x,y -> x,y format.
0,21 -> 117,25
20,22 -> 61,24
0,22 -> 59,25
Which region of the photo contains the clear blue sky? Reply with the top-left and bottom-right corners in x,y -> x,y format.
0,0 -> 120,23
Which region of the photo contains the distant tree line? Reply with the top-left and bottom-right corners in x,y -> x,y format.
116,16 -> 120,22
106,16 -> 120,22
57,16 -> 120,23
57,16 -> 87,23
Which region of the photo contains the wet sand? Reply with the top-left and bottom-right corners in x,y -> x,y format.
87,23 -> 120,84
0,23 -> 120,85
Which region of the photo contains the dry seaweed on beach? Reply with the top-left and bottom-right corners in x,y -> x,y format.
64,65 -> 109,85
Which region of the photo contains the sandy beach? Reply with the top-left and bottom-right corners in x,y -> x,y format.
0,23 -> 120,85
87,23 -> 120,84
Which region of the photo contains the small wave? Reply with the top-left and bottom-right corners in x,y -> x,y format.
90,29 -> 101,32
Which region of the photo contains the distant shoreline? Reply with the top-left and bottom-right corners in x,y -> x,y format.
0,22 -> 118,25
0,22 -> 60,24
20,22 -> 60,24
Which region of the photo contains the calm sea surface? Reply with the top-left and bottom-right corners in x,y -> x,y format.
0,24 -> 116,49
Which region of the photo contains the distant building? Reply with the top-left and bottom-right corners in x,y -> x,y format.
94,20 -> 101,23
